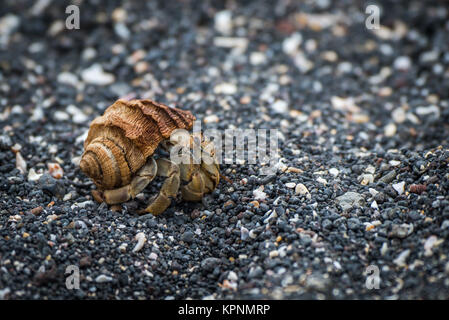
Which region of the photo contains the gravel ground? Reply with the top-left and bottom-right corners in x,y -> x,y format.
1,0 -> 449,300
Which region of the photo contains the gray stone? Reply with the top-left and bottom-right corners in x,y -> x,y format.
335,192 -> 364,212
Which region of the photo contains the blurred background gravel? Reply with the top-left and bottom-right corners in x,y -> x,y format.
0,0 -> 448,299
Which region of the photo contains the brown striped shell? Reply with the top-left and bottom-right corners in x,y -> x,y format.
79,99 -> 196,189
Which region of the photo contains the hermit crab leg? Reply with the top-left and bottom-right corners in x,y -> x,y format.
171,139 -> 219,201
103,157 -> 157,204
180,165 -> 206,201
143,158 -> 180,216
200,154 -> 220,192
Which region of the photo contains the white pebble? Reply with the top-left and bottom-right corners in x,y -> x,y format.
295,183 -> 309,195
271,100 -> 288,114
227,271 -> 238,281
389,160 -> 401,166
214,10 -> 232,35
253,187 -> 267,201
415,105 -> 440,117
0,287 -> 11,300
393,56 -> 411,71
81,64 -> 115,85
381,243 -> 388,256
420,50 -> 439,63
240,226 -> 249,241
0,14 -> 20,37
250,52 -> 266,65
63,193 -> 72,201
213,82 -> 237,95
27,168 -> 42,182
82,47 -> 97,61
112,8 -> 127,23
54,111 -> 70,121
149,252 -> 158,260
31,107 -> 44,121
114,23 -> 130,40
365,165 -> 376,174
57,72 -> 79,87
293,52 -> 314,73
95,275 -> 113,283
249,229 -> 258,239
330,96 -> 358,111
384,123 -> 397,137
329,168 -> 339,177
48,20 -> 65,37
424,235 -> 439,256
204,114 -> 219,123
278,246 -> 287,258
392,181 -> 405,195
11,105 -> 23,114
285,182 -> 296,189
67,105 -> 88,124
71,200 -> 94,210
48,144 -> 58,154
213,37 -> 248,50
71,156 -> 81,166
393,249 -> 410,267
392,107 -> 406,123
118,243 -> 128,253
406,112 -> 420,124
15,152 -> 27,174
282,33 -> 302,55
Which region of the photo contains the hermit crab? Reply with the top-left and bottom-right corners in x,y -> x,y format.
79,99 -> 220,215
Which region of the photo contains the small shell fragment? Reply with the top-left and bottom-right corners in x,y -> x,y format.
423,235 -> 443,257
48,163 -> 64,179
132,232 -> 146,253
15,152 -> 27,174
11,143 -> 22,153
253,186 -> 267,201
409,184 -> 426,194
204,114 -> 219,124
392,181 -> 405,195
295,183 -> 309,195
27,168 -> 42,181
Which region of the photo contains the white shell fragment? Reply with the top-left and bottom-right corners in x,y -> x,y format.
424,235 -> 442,257
95,274 -> 113,283
132,232 -> 146,253
253,186 -> 267,201
392,181 -> 405,195
27,168 -> 42,182
393,249 -> 410,267
15,152 -> 27,174
295,183 -> 309,195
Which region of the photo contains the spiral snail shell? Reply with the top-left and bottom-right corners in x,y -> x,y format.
79,99 -> 196,190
